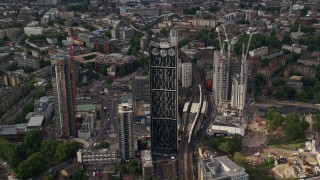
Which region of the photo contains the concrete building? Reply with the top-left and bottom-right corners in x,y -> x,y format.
181,62 -> 192,88
198,155 -> 249,180
282,44 -> 307,54
150,30 -> 178,155
141,150 -> 153,178
133,76 -> 150,102
95,38 -> 115,54
24,27 -> 43,36
0,123 -> 28,142
16,55 -> 40,69
128,8 -> 160,16
213,50 -> 230,106
51,55 -> 77,138
189,19 -> 217,28
77,33 -> 97,50
27,115 -> 45,131
77,149 -> 117,165
34,96 -> 54,121
112,27 -> 134,40
249,47 -> 268,58
0,28 -> 20,39
207,116 -> 246,136
118,102 -> 134,160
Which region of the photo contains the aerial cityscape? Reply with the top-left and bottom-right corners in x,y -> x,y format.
1,0 -> 320,179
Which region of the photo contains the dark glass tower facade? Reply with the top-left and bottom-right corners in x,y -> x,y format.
150,31 -> 178,155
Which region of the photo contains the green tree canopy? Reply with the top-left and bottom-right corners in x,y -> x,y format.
71,168 -> 89,180
23,130 -> 43,154
285,112 -> 309,141
41,140 -> 58,162
233,152 -> 245,165
55,141 -> 81,162
266,108 -> 283,132
17,152 -> 48,180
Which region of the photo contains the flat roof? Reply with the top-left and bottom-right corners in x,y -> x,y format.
27,115 -> 44,127
77,104 -> 96,112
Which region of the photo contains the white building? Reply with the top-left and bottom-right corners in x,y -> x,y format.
198,155 -> 249,180
24,27 -> 43,36
282,44 -> 307,54
77,149 -> 117,165
249,46 -> 268,57
181,62 -> 192,87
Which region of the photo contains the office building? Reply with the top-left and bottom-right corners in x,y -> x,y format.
133,76 -> 150,102
95,38 -> 115,54
198,155 -> 249,180
212,50 -> 230,106
77,149 -> 117,165
181,62 -> 192,88
118,102 -> 134,160
51,55 -> 77,138
150,30 -> 178,155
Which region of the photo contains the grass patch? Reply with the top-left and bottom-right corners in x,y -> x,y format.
245,158 -> 275,180
83,54 -> 97,60
269,138 -> 304,150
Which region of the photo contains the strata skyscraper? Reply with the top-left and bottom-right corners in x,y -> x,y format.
150,30 -> 178,155
51,55 -> 77,138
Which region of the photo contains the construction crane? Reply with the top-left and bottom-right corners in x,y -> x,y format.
222,24 -> 231,58
216,27 -> 223,53
243,32 -> 258,61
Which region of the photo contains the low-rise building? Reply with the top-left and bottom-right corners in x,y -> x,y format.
198,155 -> 249,180
189,18 -> 217,28
249,47 -> 268,57
284,65 -> 316,78
141,150 -> 153,179
27,115 -> 45,131
77,149 -> 117,165
16,55 -> 40,69
282,44 -> 307,54
207,116 -> 246,136
0,123 -> 28,142
0,28 -> 20,39
24,27 -> 43,36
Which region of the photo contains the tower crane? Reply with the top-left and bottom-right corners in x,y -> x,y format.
222,24 -> 231,58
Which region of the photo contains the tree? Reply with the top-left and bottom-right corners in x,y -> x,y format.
233,152 -> 245,165
72,168 -> 89,180
25,100 -> 34,113
55,141 -> 81,162
314,92 -> 320,103
118,67 -> 126,77
147,29 -> 153,36
178,37 -> 191,48
106,77 -> 113,85
266,108 -> 283,132
94,141 -> 110,149
282,34 -> 293,44
0,137 -> 19,167
47,20 -> 54,26
301,6 -> 311,16
296,90 -> 307,102
34,90 -> 46,99
209,5 -> 220,13
255,74 -> 266,88
285,112 -> 309,141
274,85 -> 296,100
105,30 -> 112,38
17,152 -> 48,180
41,140 -> 58,163
218,142 -> 230,153
128,160 -> 139,175
118,164 -> 127,174
44,172 -> 55,180
99,66 -> 107,75
23,130 -> 43,155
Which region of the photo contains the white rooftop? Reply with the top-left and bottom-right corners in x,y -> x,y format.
27,115 -> 44,127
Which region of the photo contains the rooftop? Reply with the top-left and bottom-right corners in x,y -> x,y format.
77,104 -> 96,112
27,115 -> 44,127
